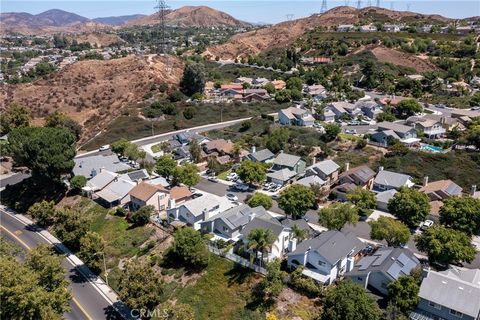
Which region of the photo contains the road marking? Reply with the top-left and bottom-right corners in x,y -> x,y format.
0,225 -> 94,320
14,229 -> 22,236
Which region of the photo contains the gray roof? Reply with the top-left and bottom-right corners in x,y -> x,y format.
273,153 -> 302,168
267,168 -> 297,182
249,149 -> 274,162
242,215 -> 285,238
202,204 -> 267,230
182,193 -> 233,217
281,218 -> 315,237
126,169 -> 149,181
95,177 -> 135,203
376,189 -> 398,204
347,247 -> 420,280
341,165 -> 376,184
372,129 -> 400,140
147,176 -> 170,187
307,160 -> 340,176
374,170 -> 412,189
419,267 -> 480,318
378,122 -> 415,134
85,170 -> 117,191
289,231 -> 365,265
73,154 -> 130,178
295,175 -> 327,187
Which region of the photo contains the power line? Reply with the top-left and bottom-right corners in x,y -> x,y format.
320,0 -> 328,13
154,0 -> 169,54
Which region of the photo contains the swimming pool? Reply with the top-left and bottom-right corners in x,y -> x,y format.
420,144 -> 443,153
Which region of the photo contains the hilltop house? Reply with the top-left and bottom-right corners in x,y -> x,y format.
337,24 -> 355,32
346,247 -> 420,295
271,153 -> 306,174
338,164 -> 376,190
324,102 -> 361,120
129,182 -> 169,212
357,101 -> 383,119
406,116 -> 447,138
419,179 -> 463,201
371,122 -> 418,146
278,107 -> 315,127
305,160 -> 340,185
73,154 -> 130,178
287,231 -> 365,285
411,267 -> 480,320
245,147 -> 275,163
94,176 -> 136,208
373,169 -> 414,192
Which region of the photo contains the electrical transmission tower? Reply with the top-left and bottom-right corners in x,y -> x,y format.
390,1 -> 394,10
367,0 -> 372,7
357,0 -> 362,9
406,3 -> 411,11
155,0 -> 169,54
320,0 -> 328,13
376,0 -> 380,7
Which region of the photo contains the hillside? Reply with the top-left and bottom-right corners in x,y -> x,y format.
0,55 -> 183,143
93,14 -> 146,26
65,32 -> 125,47
205,6 -> 452,59
0,10 -> 109,35
126,6 -> 252,28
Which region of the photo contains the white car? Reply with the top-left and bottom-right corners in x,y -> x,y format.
235,183 -> 249,191
421,220 -> 434,230
226,172 -> 238,181
99,145 -> 110,151
226,193 -> 238,201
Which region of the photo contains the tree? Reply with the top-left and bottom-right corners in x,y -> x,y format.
265,127 -> 290,153
130,205 -> 154,226
160,302 -> 195,320
53,208 -> 89,251
174,163 -> 200,187
319,202 -> 359,230
384,303 -> 409,320
291,224 -> 308,242
247,192 -> 273,210
25,245 -> 69,292
388,187 -> 430,228
274,89 -> 291,103
369,217 -> 410,247
189,138 -> 202,163
183,107 -> 196,119
180,63 -> 206,96
376,112 -> 396,122
170,227 -> 209,268
124,143 -> 144,161
27,200 -> 57,227
236,160 -> 268,185
347,187 -> 376,217
258,260 -> 287,299
70,175 -> 87,191
78,232 -> 106,274
0,103 -> 31,134
278,184 -> 315,219
247,228 -> 276,266
290,88 -> 303,101
415,225 -> 476,265
155,155 -> 178,178
322,123 -> 341,142
264,82 -> 276,94
310,182 -> 329,203
395,99 -> 423,119
387,275 -> 420,314
322,280 -> 381,320
439,196 -> 480,235
286,77 -> 303,91
8,127 -> 76,181
45,111 -> 81,140
118,259 -> 163,312
111,138 -> 131,156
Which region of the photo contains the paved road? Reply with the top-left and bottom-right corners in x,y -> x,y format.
194,178 -> 480,269
0,210 -> 124,320
0,172 -> 30,189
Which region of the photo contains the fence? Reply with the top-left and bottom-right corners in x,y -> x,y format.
208,245 -> 267,275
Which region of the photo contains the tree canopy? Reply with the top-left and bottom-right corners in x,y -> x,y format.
347,187 -> 376,217
130,205 -> 154,226
247,228 -> 276,267
415,225 -> 476,265
155,155 -> 178,178
439,196 -> 480,235
278,184 -> 315,219
387,275 -> 420,315
369,217 -> 410,247
181,63 -> 206,96
247,192 -> 273,210
78,232 -> 106,274
45,111 -> 81,140
188,139 -> 202,163
0,103 -> 31,134
395,99 -> 423,119
174,163 -> 200,187
319,202 -> 359,230
53,208 -> 90,251
70,175 -> 87,191
170,227 -> 209,269
388,187 -> 430,228
27,200 -> 57,227
8,127 -> 76,181
322,280 -> 381,320
236,160 -> 268,185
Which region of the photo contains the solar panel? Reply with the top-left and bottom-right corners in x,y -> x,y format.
386,262 -> 403,279
128,170 -> 147,181
397,253 -> 417,272
372,249 -> 393,266
358,256 -> 377,271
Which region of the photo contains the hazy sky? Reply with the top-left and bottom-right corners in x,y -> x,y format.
2,0 -> 479,23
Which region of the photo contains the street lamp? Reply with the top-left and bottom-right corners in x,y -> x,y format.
93,251 -> 109,286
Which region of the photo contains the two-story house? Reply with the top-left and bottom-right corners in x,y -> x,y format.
287,231 -> 365,285
278,107 -> 315,127
271,153 -> 306,174
373,169 -> 414,192
376,122 -> 418,140
245,147 -> 275,163
305,160 -> 340,185
411,267 -> 480,320
406,116 -> 447,139
338,164 -> 376,190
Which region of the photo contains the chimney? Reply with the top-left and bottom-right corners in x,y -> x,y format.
345,162 -> 350,172
378,166 -> 384,173
471,185 -> 477,196
252,145 -> 256,154
423,176 -> 429,187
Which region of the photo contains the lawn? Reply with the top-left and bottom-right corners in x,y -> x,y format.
217,169 -> 232,181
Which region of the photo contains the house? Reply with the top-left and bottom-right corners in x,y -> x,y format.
200,204 -> 268,241
278,107 -> 315,127
270,79 -> 286,90
346,247 -> 420,295
272,153 -> 306,174
324,102 -> 359,120
377,122 -> 418,140
252,77 -> 269,86
84,169 -> 117,192
384,24 -> 401,32
246,147 -> 275,163
331,183 -> 357,202
73,154 -> 131,178
373,169 -> 414,192
280,218 -> 317,239
128,182 -> 169,211
323,108 -> 336,123
300,57 -> 332,65
124,169 -> 149,182
94,177 -> 136,208
267,168 -> 298,186
295,175 -> 327,188
241,89 -> 271,102
406,116 -> 447,138
339,164 -> 376,190
360,24 -> 378,32
305,160 -> 340,185
234,77 -> 253,85
203,139 -> 234,156
337,24 -> 355,32
357,101 -> 383,119
305,84 -> 327,98
287,231 -> 365,285
175,131 -> 209,145
147,176 -> 170,188
419,178 -> 463,201
167,193 -> 234,230
241,213 -> 293,261
376,189 -> 398,211
411,267 -> 480,320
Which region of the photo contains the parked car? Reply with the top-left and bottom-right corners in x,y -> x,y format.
226,193 -> 238,201
207,176 -> 219,183
99,144 -> 110,151
421,220 -> 434,230
234,183 -> 249,191
226,172 -> 238,181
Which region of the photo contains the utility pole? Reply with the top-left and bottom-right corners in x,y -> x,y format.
320,0 -> 328,14
155,0 -> 169,54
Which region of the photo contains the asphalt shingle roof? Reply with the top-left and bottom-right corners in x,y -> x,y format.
307,160 -> 340,176
273,153 -> 302,168
374,170 -> 412,189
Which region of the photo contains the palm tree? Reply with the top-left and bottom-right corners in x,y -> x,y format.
247,228 -> 275,267
291,224 -> 307,243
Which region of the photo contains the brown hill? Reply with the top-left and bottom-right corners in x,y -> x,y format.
65,32 -> 125,47
205,6 -> 451,59
0,55 -> 183,143
126,6 -> 252,28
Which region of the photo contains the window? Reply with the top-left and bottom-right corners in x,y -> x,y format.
449,309 -> 463,318
428,301 -> 442,310
357,277 -> 363,281
160,205 -> 165,210
159,194 -> 166,200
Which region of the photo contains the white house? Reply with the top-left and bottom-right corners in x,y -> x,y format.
278,107 -> 315,127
